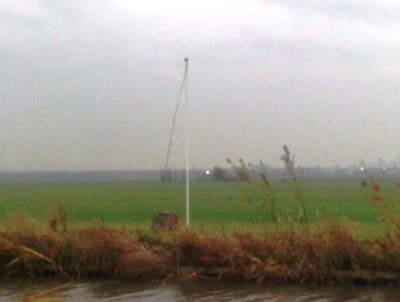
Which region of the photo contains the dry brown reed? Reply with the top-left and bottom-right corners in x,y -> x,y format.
226,158 -> 278,225
360,177 -> 399,228
281,145 -> 308,226
173,223 -> 400,283
0,220 -> 400,284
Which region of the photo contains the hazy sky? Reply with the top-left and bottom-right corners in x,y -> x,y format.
1,0 -> 399,170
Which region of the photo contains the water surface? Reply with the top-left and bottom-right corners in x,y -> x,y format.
1,279 -> 400,301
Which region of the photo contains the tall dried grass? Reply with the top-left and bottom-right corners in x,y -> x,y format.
226,158 -> 278,225
0,220 -> 399,284
280,145 -> 308,225
226,145 -> 309,228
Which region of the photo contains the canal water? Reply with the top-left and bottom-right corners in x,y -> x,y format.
1,279 -> 400,301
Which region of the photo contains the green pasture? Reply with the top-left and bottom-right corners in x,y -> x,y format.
0,179 -> 399,236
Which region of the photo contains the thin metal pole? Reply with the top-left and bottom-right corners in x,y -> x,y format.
183,58 -> 190,227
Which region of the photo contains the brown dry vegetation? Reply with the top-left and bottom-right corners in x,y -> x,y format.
1,220 -> 400,285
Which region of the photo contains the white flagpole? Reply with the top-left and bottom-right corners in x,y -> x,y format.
184,58 -> 190,227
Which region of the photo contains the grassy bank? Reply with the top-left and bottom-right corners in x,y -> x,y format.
1,221 -> 400,284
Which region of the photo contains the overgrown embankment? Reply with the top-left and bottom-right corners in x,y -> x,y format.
1,222 -> 400,285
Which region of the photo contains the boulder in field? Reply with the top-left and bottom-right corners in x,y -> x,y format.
151,212 -> 179,231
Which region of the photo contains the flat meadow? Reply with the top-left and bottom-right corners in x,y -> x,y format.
0,178 -> 399,237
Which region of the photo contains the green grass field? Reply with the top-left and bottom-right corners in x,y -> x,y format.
0,178 -> 399,236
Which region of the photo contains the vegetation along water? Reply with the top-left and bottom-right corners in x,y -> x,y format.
0,176 -> 399,287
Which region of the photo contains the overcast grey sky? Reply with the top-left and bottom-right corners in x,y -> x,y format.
0,0 -> 399,170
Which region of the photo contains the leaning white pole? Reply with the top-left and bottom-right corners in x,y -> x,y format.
184,58 -> 190,227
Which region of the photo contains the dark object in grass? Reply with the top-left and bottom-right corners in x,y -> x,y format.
49,217 -> 58,232
151,212 -> 179,231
